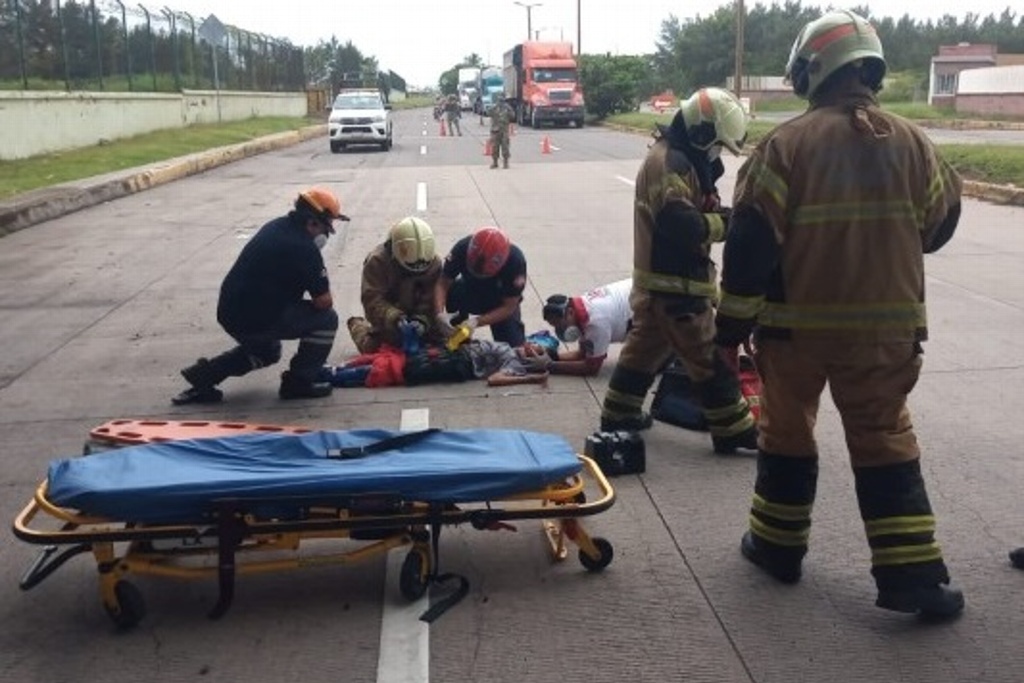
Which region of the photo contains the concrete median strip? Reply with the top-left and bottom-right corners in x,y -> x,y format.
0,125 -> 323,238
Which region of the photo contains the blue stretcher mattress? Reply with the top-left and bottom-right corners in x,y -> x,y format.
46,429 -> 581,524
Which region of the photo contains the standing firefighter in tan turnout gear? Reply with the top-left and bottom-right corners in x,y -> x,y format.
715,10 -> 965,619
599,87 -> 759,455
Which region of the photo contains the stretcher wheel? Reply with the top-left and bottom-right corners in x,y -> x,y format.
104,580 -> 146,629
578,537 -> 614,572
399,549 -> 430,601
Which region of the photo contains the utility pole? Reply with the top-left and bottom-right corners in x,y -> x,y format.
734,0 -> 745,100
577,0 -> 581,54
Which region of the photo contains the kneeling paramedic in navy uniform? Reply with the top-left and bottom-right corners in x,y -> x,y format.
173,187 -> 347,404
433,226 -> 527,347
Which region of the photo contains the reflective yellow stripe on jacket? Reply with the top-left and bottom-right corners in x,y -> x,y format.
633,269 -> 719,298
757,301 -> 926,330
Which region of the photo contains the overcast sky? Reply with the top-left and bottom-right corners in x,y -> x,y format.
154,1 -> 1019,87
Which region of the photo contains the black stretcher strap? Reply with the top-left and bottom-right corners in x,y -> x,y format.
418,503 -> 469,624
328,428 -> 441,460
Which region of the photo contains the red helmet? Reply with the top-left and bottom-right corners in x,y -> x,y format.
466,227 -> 511,278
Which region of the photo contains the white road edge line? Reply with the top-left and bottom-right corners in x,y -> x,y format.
614,175 -> 636,186
420,145 -> 427,156
416,182 -> 428,212
377,408 -> 432,683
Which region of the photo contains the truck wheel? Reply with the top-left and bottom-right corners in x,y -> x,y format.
530,108 -> 538,129
576,118 -> 585,129
330,141 -> 341,153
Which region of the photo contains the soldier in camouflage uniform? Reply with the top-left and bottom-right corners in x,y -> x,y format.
489,98 -> 515,169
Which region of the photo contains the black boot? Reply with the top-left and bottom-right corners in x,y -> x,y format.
698,355 -> 758,455
1010,547 -> 1024,569
279,370 -> 333,400
712,425 -> 759,455
173,357 -> 226,405
600,412 -> 653,432
742,453 -> 818,584
856,459 -> 963,620
875,584 -> 964,620
741,531 -> 802,584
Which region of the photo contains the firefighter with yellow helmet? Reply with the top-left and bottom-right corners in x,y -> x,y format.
347,216 -> 445,353
598,86 -> 759,455
715,10 -> 964,619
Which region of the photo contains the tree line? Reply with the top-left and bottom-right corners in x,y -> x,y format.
3,0 -> 1019,117
436,4 -> 1022,119
653,2 -> 1023,100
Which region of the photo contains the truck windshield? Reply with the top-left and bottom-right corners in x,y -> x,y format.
532,68 -> 577,84
333,95 -> 382,110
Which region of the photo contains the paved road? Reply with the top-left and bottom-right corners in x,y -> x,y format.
2,108 -> 1023,683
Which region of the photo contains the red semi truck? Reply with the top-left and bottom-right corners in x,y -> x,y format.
502,42 -> 586,129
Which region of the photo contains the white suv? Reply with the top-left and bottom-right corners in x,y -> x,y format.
328,90 -> 393,152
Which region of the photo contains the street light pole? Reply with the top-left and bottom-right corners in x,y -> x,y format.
514,2 -> 542,42
577,0 -> 581,54
734,0 -> 745,100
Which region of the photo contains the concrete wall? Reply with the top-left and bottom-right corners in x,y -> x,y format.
956,94 -> 1024,118
0,90 -> 307,161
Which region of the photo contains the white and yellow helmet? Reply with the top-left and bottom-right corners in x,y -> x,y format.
785,10 -> 886,99
678,87 -> 748,156
389,216 -> 436,273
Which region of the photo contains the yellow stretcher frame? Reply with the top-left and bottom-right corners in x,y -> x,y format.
13,420 -> 616,629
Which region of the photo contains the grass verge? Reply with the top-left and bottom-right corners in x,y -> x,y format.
0,116 -> 320,201
604,112 -> 1023,187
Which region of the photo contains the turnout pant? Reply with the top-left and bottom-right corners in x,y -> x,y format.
601,291 -> 754,439
749,337 -> 951,591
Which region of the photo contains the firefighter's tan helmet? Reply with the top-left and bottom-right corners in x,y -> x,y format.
785,10 -> 886,99
678,87 -> 748,156
389,216 -> 436,273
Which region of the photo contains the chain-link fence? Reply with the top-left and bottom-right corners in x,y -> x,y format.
0,0 -> 305,92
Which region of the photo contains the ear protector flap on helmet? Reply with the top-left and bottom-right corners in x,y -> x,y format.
788,56 -> 811,97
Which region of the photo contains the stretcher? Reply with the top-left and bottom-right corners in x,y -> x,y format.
14,419 -> 616,629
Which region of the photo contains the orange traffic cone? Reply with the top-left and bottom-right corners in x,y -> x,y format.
541,135 -> 552,155
483,138 -> 493,156
439,120 -> 447,137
